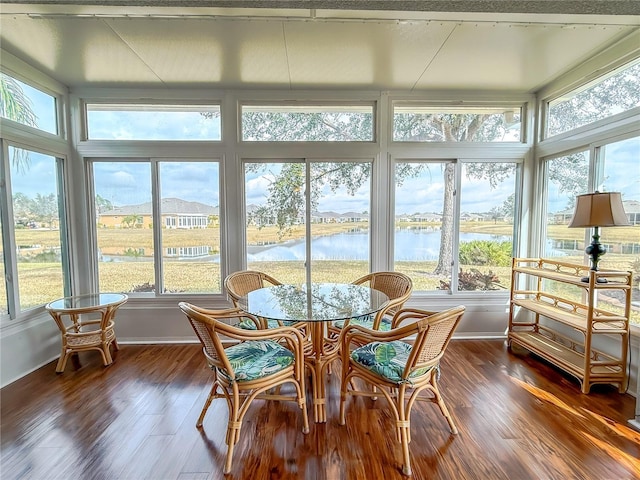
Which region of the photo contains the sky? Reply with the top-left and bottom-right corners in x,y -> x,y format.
8,80 -> 639,216
11,139 -> 638,217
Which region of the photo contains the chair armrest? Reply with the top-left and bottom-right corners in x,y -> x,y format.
340,321 -> 417,350
390,308 -> 437,328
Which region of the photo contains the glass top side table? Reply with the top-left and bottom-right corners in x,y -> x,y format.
45,293 -> 128,373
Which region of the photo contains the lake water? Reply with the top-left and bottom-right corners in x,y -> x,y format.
248,229 -> 514,262
102,228 -> 585,263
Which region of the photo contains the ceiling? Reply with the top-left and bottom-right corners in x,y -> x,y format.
1,1 -> 639,93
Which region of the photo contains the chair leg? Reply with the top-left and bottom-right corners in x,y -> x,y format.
433,383 -> 458,434
339,363 -> 352,425
396,391 -> 412,476
196,382 -> 218,428
224,422 -> 242,474
294,382 -> 310,434
400,425 -> 412,476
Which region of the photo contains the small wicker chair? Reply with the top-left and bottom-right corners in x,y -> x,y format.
225,270 -> 282,307
224,270 -> 307,332
328,271 -> 413,340
339,305 -> 465,476
179,302 -> 309,474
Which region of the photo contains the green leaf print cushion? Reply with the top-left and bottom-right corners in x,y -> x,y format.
351,340 -> 431,383
219,339 -> 294,382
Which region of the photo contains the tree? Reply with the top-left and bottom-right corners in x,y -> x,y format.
122,214 -> 142,228
0,73 -> 38,172
12,192 -> 35,225
31,193 -> 58,228
243,106 -> 589,278
489,206 -> 503,224
95,194 -> 114,213
501,193 -> 515,220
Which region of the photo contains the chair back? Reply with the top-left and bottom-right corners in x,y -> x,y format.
396,306 -> 465,372
178,302 -> 261,375
224,270 -> 283,307
353,271 -> 413,328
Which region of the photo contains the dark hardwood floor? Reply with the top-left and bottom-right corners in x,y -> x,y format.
1,339 -> 639,480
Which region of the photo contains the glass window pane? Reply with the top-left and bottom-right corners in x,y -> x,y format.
543,151 -> 589,305
244,161 -> 371,285
159,161 -> 221,293
394,162 -> 453,292
93,162 -> 154,293
310,161 -> 371,283
9,148 -> 65,309
458,162 -> 517,292
547,59 -> 640,137
245,162 -> 307,285
241,104 -> 374,141
86,104 -> 221,140
598,136 -> 640,326
393,105 -> 521,142
544,151 -> 589,263
1,73 -> 57,134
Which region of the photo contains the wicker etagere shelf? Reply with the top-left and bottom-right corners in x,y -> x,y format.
507,258 -> 632,393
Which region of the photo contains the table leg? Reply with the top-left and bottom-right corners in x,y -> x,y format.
306,321 -> 339,423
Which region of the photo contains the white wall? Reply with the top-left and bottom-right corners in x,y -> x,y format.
3,296 -> 637,400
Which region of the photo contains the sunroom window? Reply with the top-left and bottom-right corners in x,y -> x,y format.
392,104 -> 522,142
543,138 -> 640,326
92,160 -> 222,295
244,160 -> 371,284
546,58 -> 640,138
241,103 -> 374,141
394,160 -> 520,293
85,103 -> 221,140
6,147 -> 68,311
0,72 -> 57,135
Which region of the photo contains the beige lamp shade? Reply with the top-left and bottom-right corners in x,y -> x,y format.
568,192 -> 630,228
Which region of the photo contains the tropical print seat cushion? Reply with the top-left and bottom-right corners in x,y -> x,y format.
332,314 -> 392,331
351,340 -> 432,384
237,317 -> 298,330
218,339 -> 294,382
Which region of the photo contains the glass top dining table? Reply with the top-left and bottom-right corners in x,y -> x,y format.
238,282 -> 389,323
238,282 -> 390,423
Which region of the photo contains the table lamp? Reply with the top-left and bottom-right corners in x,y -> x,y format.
568,191 -> 630,281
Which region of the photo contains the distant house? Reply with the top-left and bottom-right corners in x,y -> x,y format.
460,213 -> 482,222
553,207 -> 575,225
98,198 -> 218,229
309,211 -> 367,223
623,200 -> 640,225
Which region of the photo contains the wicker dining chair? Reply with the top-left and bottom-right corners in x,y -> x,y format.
339,305 -> 465,476
178,302 -> 309,475
224,270 -> 307,332
328,271 -> 413,341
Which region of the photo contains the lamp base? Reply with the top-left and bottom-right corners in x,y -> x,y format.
580,276 -> 608,284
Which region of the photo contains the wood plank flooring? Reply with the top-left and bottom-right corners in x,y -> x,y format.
1,340 -> 639,480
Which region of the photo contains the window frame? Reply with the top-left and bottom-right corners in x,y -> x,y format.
390,156 -> 523,294
0,141 -> 71,319
82,100 -> 223,142
390,100 -> 528,145
538,52 -> 640,143
240,156 -> 375,286
87,157 -> 223,298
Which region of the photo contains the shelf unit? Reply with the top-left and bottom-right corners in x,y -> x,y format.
508,258 -> 632,393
